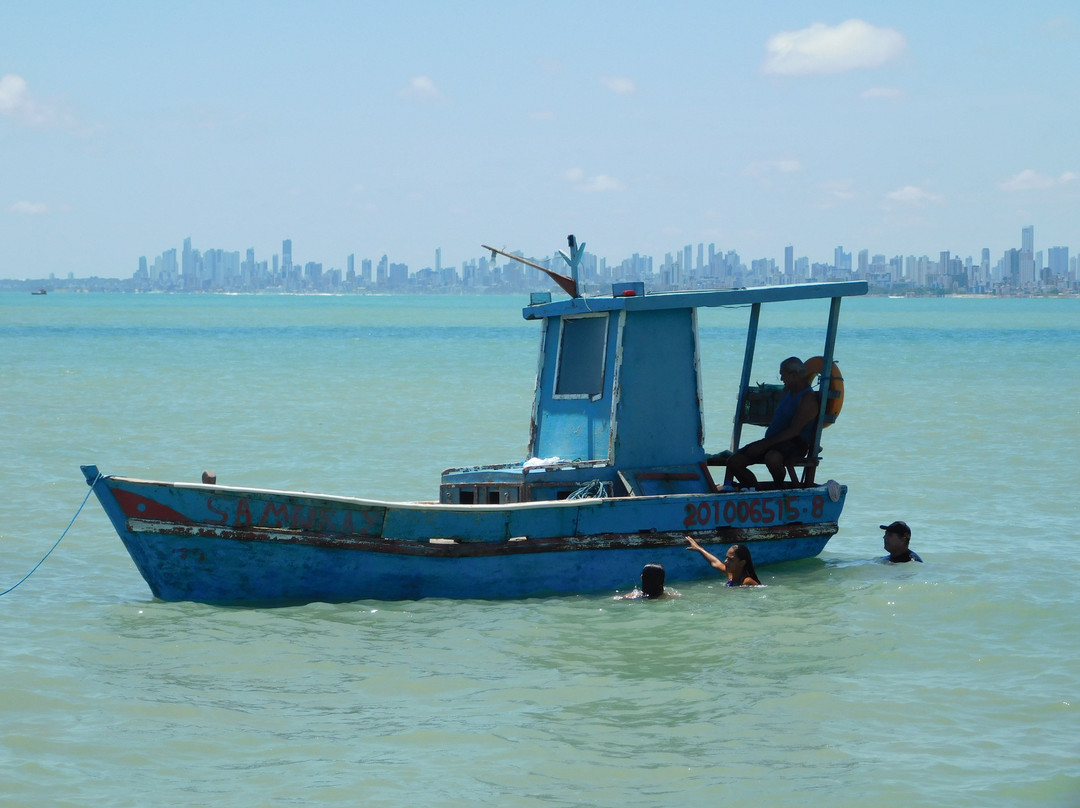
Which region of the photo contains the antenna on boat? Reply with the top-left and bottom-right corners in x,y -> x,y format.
557,234 -> 585,296
482,240 -> 580,298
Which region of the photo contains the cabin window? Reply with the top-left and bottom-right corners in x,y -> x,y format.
555,314 -> 608,398
458,489 -> 475,504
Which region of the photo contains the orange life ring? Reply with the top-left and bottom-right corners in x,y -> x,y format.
803,356 -> 844,422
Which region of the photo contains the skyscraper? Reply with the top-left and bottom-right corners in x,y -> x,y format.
182,237 -> 196,290
1048,246 -> 1069,276
282,239 -> 293,272
1006,248 -> 1021,287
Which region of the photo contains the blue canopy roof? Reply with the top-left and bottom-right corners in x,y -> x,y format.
523,281 -> 868,320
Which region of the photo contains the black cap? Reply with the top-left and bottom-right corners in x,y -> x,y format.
879,520 -> 910,536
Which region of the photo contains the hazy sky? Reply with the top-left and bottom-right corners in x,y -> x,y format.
2,1 -> 1078,280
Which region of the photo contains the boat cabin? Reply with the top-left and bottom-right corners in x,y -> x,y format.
440,278 -> 867,504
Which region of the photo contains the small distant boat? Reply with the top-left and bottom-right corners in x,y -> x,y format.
31,288 -> 47,295
83,234 -> 867,605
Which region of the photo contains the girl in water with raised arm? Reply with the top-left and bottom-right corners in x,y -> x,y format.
684,536 -> 761,586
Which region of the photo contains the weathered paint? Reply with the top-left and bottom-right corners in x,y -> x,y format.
83,464 -> 843,604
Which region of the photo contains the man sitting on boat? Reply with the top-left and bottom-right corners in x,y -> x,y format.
720,356 -> 819,491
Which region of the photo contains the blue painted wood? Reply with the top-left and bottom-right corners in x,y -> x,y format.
613,308 -> 703,468
522,281 -> 867,320
101,526 -> 833,604
531,311 -> 616,461
82,464 -> 844,604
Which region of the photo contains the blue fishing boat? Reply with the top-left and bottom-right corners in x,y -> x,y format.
82,236 -> 867,605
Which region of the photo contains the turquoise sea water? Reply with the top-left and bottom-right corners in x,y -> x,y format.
1,291 -> 1078,807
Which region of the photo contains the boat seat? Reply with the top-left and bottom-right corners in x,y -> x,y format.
785,455 -> 819,486
708,449 -> 820,488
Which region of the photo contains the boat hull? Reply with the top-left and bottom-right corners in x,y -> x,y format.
82,465 -> 845,605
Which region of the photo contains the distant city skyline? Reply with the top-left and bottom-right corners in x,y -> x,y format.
154,219 -> 1075,287
6,224 -> 1073,298
2,4 -> 1078,280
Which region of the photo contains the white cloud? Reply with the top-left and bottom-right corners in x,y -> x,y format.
400,75 -> 443,102
860,86 -> 906,99
1038,15 -> 1078,39
600,75 -> 636,95
764,20 -> 907,76
582,175 -> 625,192
1000,170 -> 1054,191
0,73 -> 58,126
744,158 -> 802,176
812,179 -> 858,208
0,74 -> 29,113
563,168 -> 626,193
999,169 -> 1078,191
825,181 -> 857,201
7,201 -> 49,215
886,185 -> 942,204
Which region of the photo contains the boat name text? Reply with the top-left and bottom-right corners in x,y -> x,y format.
206,497 -> 382,535
682,495 -> 825,528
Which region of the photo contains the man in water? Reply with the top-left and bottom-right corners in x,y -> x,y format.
881,520 -> 922,563
720,356 -> 819,491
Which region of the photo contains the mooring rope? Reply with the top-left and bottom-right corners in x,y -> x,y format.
0,472 -> 102,598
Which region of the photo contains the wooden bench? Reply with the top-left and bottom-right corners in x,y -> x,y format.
706,450 -> 817,488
